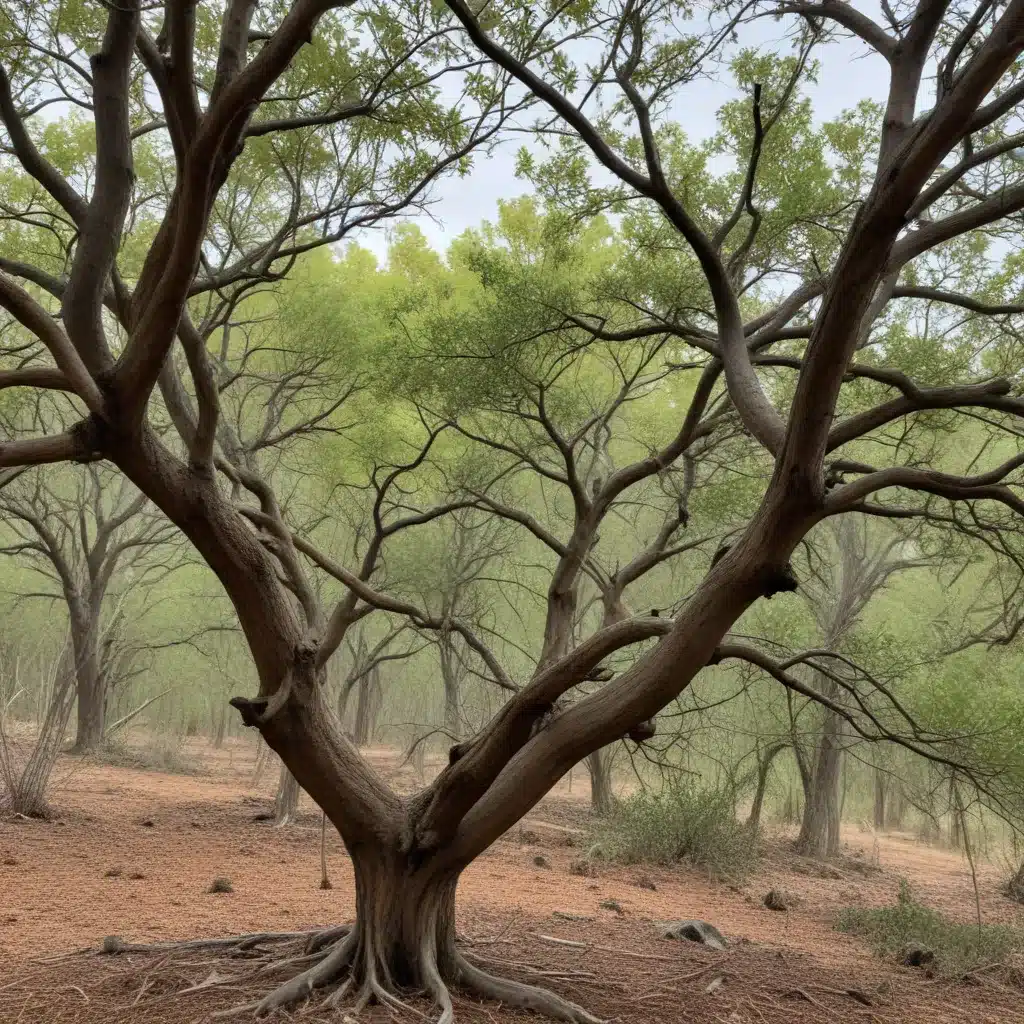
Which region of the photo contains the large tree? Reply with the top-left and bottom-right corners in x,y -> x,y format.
3,0 -> 1024,1020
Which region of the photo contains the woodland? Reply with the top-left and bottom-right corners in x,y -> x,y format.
3,0 -> 1024,1021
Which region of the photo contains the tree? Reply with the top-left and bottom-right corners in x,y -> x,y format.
793,517 -> 927,857
4,0 -> 1024,1019
0,462 -> 175,750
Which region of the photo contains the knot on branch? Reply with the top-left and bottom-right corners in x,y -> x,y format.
70,416 -> 105,464
760,562 -> 798,599
626,718 -> 656,744
586,664 -> 614,682
229,695 -> 270,728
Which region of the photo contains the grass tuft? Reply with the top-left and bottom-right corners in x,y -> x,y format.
837,879 -> 1024,982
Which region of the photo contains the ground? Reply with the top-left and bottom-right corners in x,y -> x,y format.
1,736 -> 1023,1023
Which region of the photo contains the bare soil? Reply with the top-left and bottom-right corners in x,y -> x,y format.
1,735 -> 1023,1023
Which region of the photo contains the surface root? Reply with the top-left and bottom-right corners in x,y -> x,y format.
456,952 -> 605,1024
86,926 -> 604,1024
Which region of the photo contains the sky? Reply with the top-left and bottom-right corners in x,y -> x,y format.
354,3 -> 893,263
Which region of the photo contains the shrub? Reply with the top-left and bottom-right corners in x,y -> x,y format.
94,734 -> 198,776
591,778 -> 757,881
837,879 -> 1024,981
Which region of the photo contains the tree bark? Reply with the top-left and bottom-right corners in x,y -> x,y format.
585,747 -> 613,815
274,764 -> 301,825
352,669 -> 379,748
747,743 -> 788,832
873,768 -> 887,830
69,611 -> 105,753
796,707 -> 842,857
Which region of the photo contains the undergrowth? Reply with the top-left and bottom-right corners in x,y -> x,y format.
590,778 -> 756,881
93,735 -> 201,776
837,879 -> 1024,982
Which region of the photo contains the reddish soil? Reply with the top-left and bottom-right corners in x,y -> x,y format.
1,736 -> 1023,1023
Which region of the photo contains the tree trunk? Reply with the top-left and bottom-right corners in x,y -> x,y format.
795,708 -> 842,858
275,764 -> 301,825
352,669 -> 380,748
441,659 -> 461,741
70,617 -> 105,753
585,747 -> 613,815
347,847 -> 460,987
747,743 -> 787,832
873,768 -> 886,830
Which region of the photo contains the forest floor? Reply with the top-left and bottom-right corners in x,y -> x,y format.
1,734 -> 1023,1023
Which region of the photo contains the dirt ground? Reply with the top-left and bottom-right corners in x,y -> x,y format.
2,735 -> 1023,1023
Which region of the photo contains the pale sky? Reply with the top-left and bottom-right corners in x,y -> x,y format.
357,6 -> 893,262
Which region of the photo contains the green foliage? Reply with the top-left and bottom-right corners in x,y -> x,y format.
837,880 -> 1024,981
592,778 -> 757,881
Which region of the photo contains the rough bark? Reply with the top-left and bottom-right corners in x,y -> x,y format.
585,747 -> 614,816
873,768 -> 887,830
796,705 -> 843,857
747,743 -> 788,832
274,765 -> 301,826
69,608 -> 105,753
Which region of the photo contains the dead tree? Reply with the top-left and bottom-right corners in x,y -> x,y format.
3,0 -> 1024,1019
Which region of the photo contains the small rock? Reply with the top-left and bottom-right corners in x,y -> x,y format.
552,910 -> 593,921
902,942 -> 935,967
533,855 -> 551,869
190,820 -> 201,828
763,888 -> 798,911
2,855 -> 17,866
658,920 -> 727,950
569,859 -> 597,878
634,875 -> 657,891
139,818 -> 155,828
599,899 -> 624,914
104,867 -> 123,878
128,871 -> 147,880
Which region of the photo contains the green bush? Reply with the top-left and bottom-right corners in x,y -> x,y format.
837,879 -> 1024,980
591,779 -> 756,881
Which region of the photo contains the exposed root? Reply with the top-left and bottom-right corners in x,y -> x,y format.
251,929 -> 357,1016
81,924 -> 607,1024
421,931 -> 454,1024
304,923 -> 352,955
456,952 -> 605,1024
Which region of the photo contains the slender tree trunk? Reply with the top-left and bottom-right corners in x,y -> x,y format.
352,674 -> 374,747
747,743 -> 787,831
873,768 -> 887,830
70,613 -> 105,753
440,644 -> 462,741
585,747 -> 613,815
275,764 -> 301,825
796,707 -> 843,858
